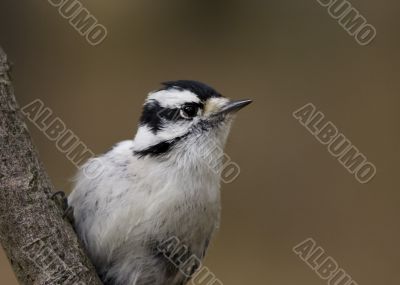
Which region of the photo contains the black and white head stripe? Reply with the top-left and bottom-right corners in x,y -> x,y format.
139,97 -> 204,134
161,80 -> 222,101
134,81 -> 226,158
139,81 -> 222,132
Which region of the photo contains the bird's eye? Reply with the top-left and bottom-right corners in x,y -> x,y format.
180,104 -> 199,119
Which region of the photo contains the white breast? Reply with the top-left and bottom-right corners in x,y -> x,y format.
68,139 -> 222,271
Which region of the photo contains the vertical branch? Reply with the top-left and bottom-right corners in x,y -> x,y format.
0,46 -> 102,285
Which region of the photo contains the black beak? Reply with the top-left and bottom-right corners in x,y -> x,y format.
215,99 -> 253,116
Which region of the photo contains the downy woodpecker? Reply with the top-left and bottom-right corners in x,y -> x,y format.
68,80 -> 252,285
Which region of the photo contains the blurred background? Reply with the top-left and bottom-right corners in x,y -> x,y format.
0,0 -> 399,284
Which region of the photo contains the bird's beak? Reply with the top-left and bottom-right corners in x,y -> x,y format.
213,99 -> 252,117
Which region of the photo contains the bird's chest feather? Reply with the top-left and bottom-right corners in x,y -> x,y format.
137,161 -> 219,233
97,157 -> 221,252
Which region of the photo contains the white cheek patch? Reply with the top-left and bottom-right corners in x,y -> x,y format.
203,97 -> 229,116
133,126 -> 160,150
158,121 -> 191,141
147,89 -> 200,108
133,123 -> 192,151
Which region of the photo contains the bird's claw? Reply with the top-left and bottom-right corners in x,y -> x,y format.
51,190 -> 69,215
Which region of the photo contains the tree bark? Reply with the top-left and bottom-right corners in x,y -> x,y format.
0,46 -> 102,285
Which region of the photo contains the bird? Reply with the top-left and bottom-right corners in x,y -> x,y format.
67,80 -> 252,285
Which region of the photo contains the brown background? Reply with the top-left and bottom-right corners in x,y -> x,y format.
0,0 -> 399,284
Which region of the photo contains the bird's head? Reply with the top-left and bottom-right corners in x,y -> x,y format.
133,80 -> 252,158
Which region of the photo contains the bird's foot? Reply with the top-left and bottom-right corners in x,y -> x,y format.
51,191 -> 69,216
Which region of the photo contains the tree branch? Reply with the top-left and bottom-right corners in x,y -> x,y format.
0,46 -> 102,285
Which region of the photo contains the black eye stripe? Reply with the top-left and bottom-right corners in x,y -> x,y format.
157,108 -> 182,121
140,101 -> 204,133
157,103 -> 203,120
183,102 -> 203,109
